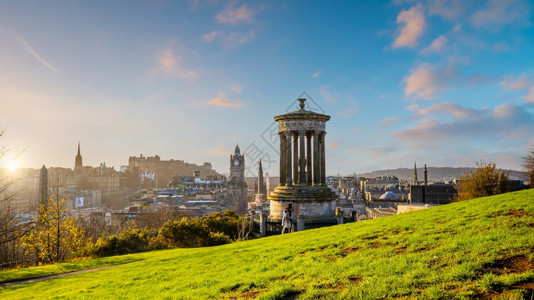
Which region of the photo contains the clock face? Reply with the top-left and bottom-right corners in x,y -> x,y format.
234,160 -> 240,166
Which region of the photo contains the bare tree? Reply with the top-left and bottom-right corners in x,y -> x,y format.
0,132 -> 32,268
132,205 -> 184,230
522,149 -> 534,186
236,214 -> 254,241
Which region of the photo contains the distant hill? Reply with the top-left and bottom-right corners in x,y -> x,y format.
2,189 -> 533,298
356,167 -> 527,181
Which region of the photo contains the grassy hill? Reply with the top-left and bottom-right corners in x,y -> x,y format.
1,189 -> 534,299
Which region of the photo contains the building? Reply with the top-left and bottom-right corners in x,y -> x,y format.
365,207 -> 397,219
267,98 -> 337,226
226,145 -> 248,213
409,164 -> 456,204
128,154 -> 221,189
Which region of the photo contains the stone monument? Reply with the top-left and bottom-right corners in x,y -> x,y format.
267,98 -> 337,225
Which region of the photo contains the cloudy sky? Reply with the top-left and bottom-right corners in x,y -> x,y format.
1,0 -> 533,176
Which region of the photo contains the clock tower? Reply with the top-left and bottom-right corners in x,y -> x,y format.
226,145 -> 247,213
229,144 -> 245,183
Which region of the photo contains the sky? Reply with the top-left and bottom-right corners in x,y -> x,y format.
1,0 -> 533,177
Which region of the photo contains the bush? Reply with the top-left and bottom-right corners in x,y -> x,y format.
91,228 -> 157,257
458,162 -> 509,201
206,232 -> 232,246
156,215 -> 235,248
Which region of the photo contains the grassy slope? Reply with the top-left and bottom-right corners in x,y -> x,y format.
1,189 -> 533,299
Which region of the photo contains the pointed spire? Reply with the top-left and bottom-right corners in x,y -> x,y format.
75,142 -> 83,169
424,164 -> 428,186
234,144 -> 241,156
413,162 -> 418,185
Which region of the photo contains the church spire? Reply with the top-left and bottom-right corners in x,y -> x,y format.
424,164 -> 428,186
413,162 -> 418,185
75,142 -> 83,169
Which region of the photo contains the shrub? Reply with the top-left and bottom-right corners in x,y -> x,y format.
91,228 -> 157,257
458,162 -> 508,201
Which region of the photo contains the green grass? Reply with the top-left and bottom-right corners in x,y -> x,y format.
0,254 -> 142,284
1,189 -> 534,299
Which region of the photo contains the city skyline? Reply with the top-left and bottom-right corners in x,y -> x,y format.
1,1 -> 533,176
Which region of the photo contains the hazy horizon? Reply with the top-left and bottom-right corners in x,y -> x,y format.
1,1 -> 533,176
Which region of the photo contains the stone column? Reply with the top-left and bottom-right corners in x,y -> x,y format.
285,132 -> 292,186
306,132 -> 312,185
260,211 -> 267,237
279,132 -> 286,186
313,131 -> 320,186
299,131 -> 306,185
320,132 -> 326,185
296,216 -> 304,231
293,132 -> 299,185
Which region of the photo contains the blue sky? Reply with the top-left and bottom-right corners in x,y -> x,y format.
1,0 -> 533,177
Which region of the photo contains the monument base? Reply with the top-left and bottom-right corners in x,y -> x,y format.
267,185 -> 337,221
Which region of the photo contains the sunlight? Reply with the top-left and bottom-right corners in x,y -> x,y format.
6,161 -> 18,172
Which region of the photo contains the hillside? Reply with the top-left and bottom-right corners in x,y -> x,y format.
1,189 -> 534,299
356,167 -> 527,181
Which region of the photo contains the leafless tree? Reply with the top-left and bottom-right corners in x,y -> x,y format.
0,132 -> 32,268
236,214 -> 254,241
522,149 -> 534,186
132,205 -> 184,230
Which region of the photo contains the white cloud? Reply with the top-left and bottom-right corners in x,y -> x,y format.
471,0 -> 531,29
202,30 -> 255,46
320,86 -> 337,104
223,30 -> 255,45
499,74 -> 534,103
392,103 -> 533,141
209,146 -> 229,156
21,39 -> 60,73
157,47 -> 198,79
202,31 -> 223,43
403,63 -> 442,99
406,104 -> 420,110
216,4 -> 255,25
525,86 -> 534,103
312,71 -> 321,78
500,75 -> 533,91
338,107 -> 356,119
208,96 -> 243,108
380,117 -> 400,126
420,35 -> 447,55
328,142 -> 339,151
231,84 -> 242,94
428,0 -> 467,19
415,101 -> 476,119
392,4 -> 426,49
189,0 -> 199,10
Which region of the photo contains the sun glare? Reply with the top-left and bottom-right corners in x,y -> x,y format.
6,161 -> 18,172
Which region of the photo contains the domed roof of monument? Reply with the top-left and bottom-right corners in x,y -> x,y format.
274,98 -> 331,122
379,191 -> 399,200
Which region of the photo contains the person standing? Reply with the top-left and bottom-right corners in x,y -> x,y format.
281,203 -> 293,234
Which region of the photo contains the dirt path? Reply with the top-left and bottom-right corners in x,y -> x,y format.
0,261 -> 136,287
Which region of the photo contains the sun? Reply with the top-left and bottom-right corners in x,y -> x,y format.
6,161 -> 18,172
